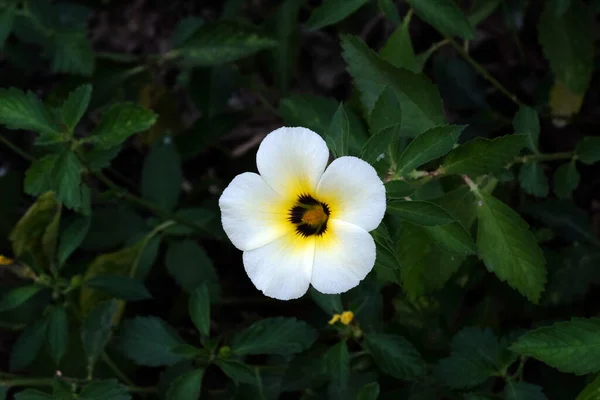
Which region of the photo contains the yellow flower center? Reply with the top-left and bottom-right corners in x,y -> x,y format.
288,194 -> 330,237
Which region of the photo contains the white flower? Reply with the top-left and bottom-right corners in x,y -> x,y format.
218,127 -> 386,300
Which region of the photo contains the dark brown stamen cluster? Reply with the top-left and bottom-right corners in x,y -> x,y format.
288,194 -> 330,237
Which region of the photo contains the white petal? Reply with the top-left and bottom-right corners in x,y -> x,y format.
219,172 -> 292,251
316,156 -> 386,232
243,232 -> 315,300
311,219 -> 376,294
256,127 -> 330,198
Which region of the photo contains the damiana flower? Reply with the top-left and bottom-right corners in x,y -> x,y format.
218,127 -> 386,300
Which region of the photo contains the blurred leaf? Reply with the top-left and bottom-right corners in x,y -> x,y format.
51,30 -> 94,76
81,300 -> 117,373
231,317 -> 317,356
0,285 -> 42,313
425,223 -> 476,255
504,382 -> 548,400
165,240 -> 220,298
159,208 -> 217,236
189,67 -> 238,118
365,334 -> 426,379
141,136 -> 182,211
46,306 -> 68,366
171,16 -> 204,47
357,382 -> 380,400
85,275 -> 151,301
119,316 -> 185,367
0,386 -> 6,400
341,35 -> 444,137
476,192 -> 546,303
435,327 -> 503,388
575,137 -> 600,165
325,103 -> 350,158
434,54 -> 486,110
519,162 -> 549,198
216,360 -> 259,385
396,125 -> 465,176
441,134 -> 526,176
90,102 -> 157,149
324,341 -> 350,396
282,349 -> 328,391
57,215 -> 90,267
306,0 -> 368,30
550,80 -> 584,118
179,21 -> 276,66
513,106 -> 540,153
14,390 -> 54,400
175,114 -> 241,160
510,318 -> 600,375
407,0 -> 475,39
577,373 -> 600,400
468,0 -> 501,26
0,6 -> 15,49
309,287 -> 343,315
166,369 -> 204,400
538,0 -> 594,94
81,206 -> 145,251
396,222 -> 464,298
268,0 -> 302,94
79,380 -> 131,400
387,200 -> 455,226
380,12 -> 419,72
0,87 -> 61,136
553,161 -> 579,198
61,84 -> 92,133
189,284 -> 210,337
10,319 -> 47,371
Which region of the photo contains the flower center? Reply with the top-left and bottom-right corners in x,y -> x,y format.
288,194 -> 330,237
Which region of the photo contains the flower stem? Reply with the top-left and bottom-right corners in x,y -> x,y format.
447,37 -> 524,107
0,134 -> 35,162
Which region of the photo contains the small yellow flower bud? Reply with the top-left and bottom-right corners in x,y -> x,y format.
340,311 -> 354,325
0,255 -> 14,265
328,314 -> 341,325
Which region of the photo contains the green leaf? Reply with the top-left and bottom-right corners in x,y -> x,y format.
57,215 -> 91,267
0,87 -> 61,136
396,222 -> 464,298
309,287 -> 343,315
435,327 -> 502,388
513,106 -> 540,153
380,13 -> 419,72
385,181 -> 416,199
519,162 -> 549,198
46,306 -> 68,365
0,6 -> 15,49
61,84 -> 92,133
576,373 -> 600,400
365,334 -> 426,379
179,21 -> 276,66
51,30 -> 95,76
538,0 -> 594,94
84,145 -> 122,172
118,316 -> 185,367
387,200 -> 455,226
369,85 -> 402,135
171,16 -> 204,47
10,319 -> 47,371
79,380 -> 130,400
85,276 -> 152,301
166,369 -> 204,400
396,125 -> 465,176
165,240 -> 220,297
553,161 -> 580,198
305,0 -> 368,30
504,382 -> 548,400
230,317 -> 317,356
324,341 -> 350,392
357,382 -> 380,400
24,154 -> 58,195
216,360 -> 259,385
324,103 -> 350,158
0,285 -> 42,313
407,0 -> 475,39
476,192 -> 547,303
575,137 -> 600,165
81,300 -> 117,372
53,150 -> 84,209
14,390 -> 54,400
141,136 -> 183,211
425,223 -> 477,255
341,35 -> 445,137
441,134 -> 526,176
510,318 -> 600,375
189,284 -> 210,337
90,102 -> 157,149
267,0 -> 302,94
